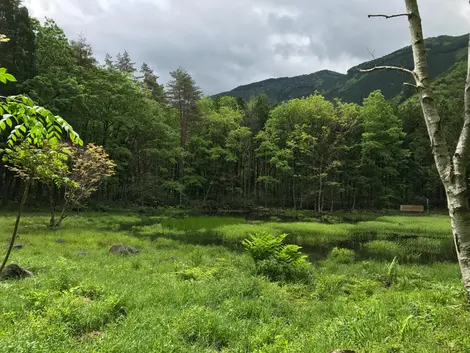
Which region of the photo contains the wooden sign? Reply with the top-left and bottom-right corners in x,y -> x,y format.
400,205 -> 424,212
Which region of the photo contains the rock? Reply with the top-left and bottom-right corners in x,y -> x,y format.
329,350 -> 357,353
12,244 -> 23,250
0,264 -> 33,281
84,330 -> 105,339
109,245 -> 140,255
77,250 -> 87,256
56,239 -> 65,244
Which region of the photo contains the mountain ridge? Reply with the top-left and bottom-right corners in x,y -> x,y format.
215,34 -> 468,104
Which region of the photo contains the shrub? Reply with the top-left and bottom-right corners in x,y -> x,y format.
329,247 -> 356,264
243,231 -> 313,283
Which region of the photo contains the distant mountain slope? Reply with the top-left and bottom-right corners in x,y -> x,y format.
216,70 -> 347,102
216,34 -> 468,104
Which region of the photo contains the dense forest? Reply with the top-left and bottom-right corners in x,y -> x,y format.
0,1 -> 467,211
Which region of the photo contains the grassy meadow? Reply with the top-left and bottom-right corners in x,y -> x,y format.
1,211 -> 469,352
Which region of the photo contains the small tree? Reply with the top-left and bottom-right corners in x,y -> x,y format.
0,142 -> 71,272
52,143 -> 116,227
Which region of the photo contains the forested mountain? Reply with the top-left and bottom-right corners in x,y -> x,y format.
217,34 -> 469,104
216,70 -> 347,103
0,0 -> 468,212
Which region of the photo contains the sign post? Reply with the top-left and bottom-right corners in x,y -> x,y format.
400,205 -> 424,212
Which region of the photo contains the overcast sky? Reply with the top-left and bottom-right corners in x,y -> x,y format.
24,0 -> 469,95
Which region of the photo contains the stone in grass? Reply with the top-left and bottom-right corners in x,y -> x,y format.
77,250 -> 87,256
56,239 -> 65,244
0,264 -> 33,281
109,245 -> 140,255
84,330 -> 105,340
12,244 -> 23,250
329,350 -> 357,353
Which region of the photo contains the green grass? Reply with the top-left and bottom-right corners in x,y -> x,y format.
0,212 -> 468,352
133,214 -> 454,263
355,215 -> 452,239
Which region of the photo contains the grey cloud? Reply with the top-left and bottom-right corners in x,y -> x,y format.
267,13 -> 296,33
25,0 -> 469,94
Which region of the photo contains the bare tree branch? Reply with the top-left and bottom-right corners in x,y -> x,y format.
368,13 -> 410,19
366,47 -> 376,60
403,82 -> 418,89
360,65 -> 416,78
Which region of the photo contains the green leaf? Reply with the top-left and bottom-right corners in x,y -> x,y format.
0,75 -> 6,84
21,96 -> 33,106
4,73 -> 16,82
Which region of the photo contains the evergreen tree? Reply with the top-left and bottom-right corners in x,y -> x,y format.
166,67 -> 202,148
140,62 -> 165,103
166,67 -> 202,203
104,53 -> 114,71
70,34 -> 97,68
115,50 -> 135,74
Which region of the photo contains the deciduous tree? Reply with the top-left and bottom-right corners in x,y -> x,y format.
52,144 -> 116,227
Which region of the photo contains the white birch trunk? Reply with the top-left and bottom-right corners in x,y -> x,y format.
404,0 -> 470,294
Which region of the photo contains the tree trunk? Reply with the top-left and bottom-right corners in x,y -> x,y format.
448,193 -> 470,293
55,199 -> 69,228
404,0 -> 470,293
292,164 -> 297,210
318,155 -> 324,212
47,184 -> 56,228
0,179 -> 31,273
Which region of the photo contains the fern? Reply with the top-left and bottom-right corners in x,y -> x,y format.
243,231 -> 312,283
